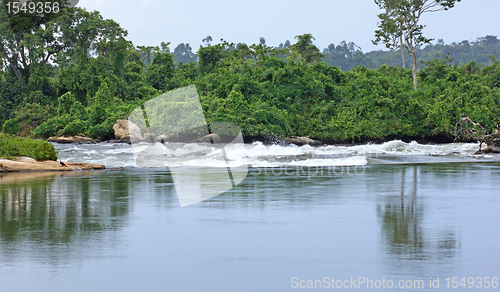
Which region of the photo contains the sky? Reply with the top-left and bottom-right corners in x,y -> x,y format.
78,0 -> 500,53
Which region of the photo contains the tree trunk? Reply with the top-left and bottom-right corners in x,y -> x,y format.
411,51 -> 417,90
9,59 -> 24,85
400,35 -> 405,69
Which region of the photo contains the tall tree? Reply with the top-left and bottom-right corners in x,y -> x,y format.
291,34 -> 323,63
323,41 -> 362,71
173,43 -> 197,65
0,0 -> 73,84
202,35 -> 213,47
57,8 -> 128,64
145,42 -> 174,91
373,0 -> 461,90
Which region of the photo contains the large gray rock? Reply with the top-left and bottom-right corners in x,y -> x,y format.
112,120 -> 143,141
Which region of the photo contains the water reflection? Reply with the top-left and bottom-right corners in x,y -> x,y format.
0,171 -> 135,262
1,164 -> 497,292
377,166 -> 460,261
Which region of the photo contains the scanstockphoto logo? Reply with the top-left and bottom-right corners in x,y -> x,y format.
128,85 -> 248,207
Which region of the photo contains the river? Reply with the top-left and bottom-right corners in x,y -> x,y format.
0,140 -> 499,291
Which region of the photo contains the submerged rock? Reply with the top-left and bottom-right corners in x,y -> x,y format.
190,133 -> 221,144
285,136 -> 323,146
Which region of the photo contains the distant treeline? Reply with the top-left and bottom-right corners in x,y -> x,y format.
170,36 -> 500,71
1,6 -> 500,143
322,36 -> 500,71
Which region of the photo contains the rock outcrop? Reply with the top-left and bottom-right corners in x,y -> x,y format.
285,136 -> 322,146
112,120 -> 143,142
0,158 -> 105,172
47,136 -> 96,144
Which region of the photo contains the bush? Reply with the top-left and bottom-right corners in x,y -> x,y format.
0,134 -> 58,161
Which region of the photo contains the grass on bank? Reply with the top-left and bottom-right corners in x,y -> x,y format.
0,134 -> 58,161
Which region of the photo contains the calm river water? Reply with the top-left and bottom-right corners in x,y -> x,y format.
0,141 -> 499,291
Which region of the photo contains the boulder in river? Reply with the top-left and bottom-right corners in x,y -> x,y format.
112,120 -> 143,142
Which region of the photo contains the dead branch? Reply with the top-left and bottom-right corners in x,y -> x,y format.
455,115 -> 500,154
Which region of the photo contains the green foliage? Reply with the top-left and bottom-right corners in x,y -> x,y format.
1,3 -> 499,145
373,0 -> 462,90
146,52 -> 175,91
33,116 -> 72,138
2,103 -> 55,136
70,100 -> 88,119
291,34 -> 324,63
481,56 -> 500,88
173,43 -> 198,65
88,122 -> 114,140
2,118 -> 22,134
88,105 -> 107,127
324,37 -> 500,71
0,134 -> 58,161
0,76 -> 26,125
198,43 -> 231,74
61,119 -> 86,136
57,92 -> 76,115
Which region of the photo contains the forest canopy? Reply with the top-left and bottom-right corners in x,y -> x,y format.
1,3 -> 500,144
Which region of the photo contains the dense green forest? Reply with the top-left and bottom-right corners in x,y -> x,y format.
1,3 -> 500,144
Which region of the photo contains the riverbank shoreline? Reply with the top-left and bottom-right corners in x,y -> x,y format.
0,157 -> 106,173
46,133 -> 458,147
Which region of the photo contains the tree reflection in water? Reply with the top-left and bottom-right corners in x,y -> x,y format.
0,171 -> 133,262
377,166 -> 460,261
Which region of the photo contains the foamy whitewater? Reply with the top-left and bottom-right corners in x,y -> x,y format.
53,140 -> 500,169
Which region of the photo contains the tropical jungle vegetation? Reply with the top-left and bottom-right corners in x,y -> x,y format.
1,0 -> 500,145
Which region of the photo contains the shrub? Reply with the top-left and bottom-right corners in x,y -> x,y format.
0,134 -> 58,161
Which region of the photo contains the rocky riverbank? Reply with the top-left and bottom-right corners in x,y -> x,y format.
0,157 -> 105,172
